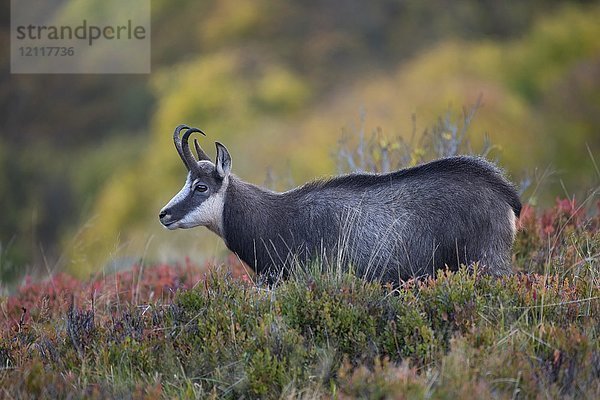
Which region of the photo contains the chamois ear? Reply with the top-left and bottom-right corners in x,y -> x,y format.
215,142 -> 232,178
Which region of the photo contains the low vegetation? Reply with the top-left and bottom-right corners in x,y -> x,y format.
1,197 -> 598,399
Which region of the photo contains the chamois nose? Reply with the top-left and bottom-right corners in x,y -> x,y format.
159,209 -> 168,220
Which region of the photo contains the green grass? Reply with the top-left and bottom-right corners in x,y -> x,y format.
0,199 -> 599,399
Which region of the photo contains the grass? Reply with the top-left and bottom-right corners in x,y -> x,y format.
0,198 -> 598,399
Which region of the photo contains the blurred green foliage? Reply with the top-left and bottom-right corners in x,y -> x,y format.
1,0 -> 599,279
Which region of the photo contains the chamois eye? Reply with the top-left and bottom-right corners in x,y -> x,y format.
194,184 -> 208,193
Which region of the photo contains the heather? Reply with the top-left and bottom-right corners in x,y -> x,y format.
1,199 -> 598,399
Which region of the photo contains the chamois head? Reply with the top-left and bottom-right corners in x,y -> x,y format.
159,125 -> 231,235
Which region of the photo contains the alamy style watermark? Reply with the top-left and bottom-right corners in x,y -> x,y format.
16,19 -> 147,47
11,0 -> 150,74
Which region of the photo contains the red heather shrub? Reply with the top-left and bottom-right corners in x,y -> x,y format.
514,197 -> 599,273
519,197 -> 592,238
2,272 -> 81,331
0,258 -> 254,332
540,198 -> 584,237
518,203 -> 536,229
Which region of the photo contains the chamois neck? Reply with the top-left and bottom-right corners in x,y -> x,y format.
224,176 -> 283,225
229,175 -> 279,196
222,175 -> 291,274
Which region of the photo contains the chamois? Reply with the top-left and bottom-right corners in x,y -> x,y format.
159,125 -> 521,283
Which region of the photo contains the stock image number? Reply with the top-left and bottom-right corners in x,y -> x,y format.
18,46 -> 75,57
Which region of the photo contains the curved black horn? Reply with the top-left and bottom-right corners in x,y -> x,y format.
173,125 -> 206,170
181,127 -> 206,169
173,124 -> 190,168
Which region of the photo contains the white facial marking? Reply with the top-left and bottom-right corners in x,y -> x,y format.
161,174 -> 193,230
169,174 -> 193,207
178,175 -> 229,236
